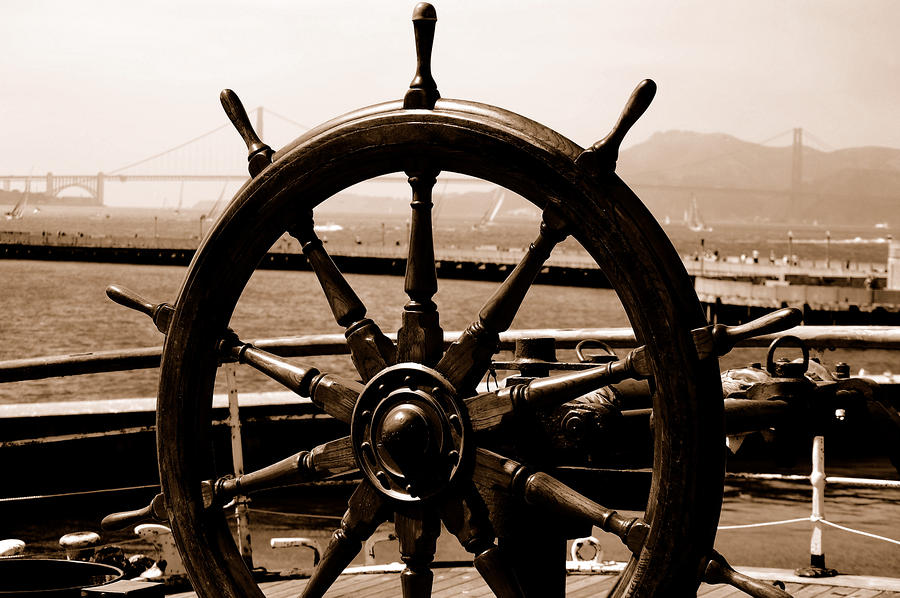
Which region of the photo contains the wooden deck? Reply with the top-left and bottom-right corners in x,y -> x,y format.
169,565 -> 900,597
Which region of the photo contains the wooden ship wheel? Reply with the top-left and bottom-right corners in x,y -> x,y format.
104,4 -> 796,597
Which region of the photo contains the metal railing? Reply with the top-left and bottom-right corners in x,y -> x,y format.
721,435 -> 900,576
2,325 -> 899,574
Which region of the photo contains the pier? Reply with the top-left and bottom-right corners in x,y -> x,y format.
0,231 -> 611,288
7,230 -> 900,324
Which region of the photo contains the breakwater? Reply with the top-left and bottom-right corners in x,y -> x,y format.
7,229 -> 900,324
0,231 -> 612,288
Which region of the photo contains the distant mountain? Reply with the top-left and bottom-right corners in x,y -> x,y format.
281,131 -> 900,228
618,131 -> 900,226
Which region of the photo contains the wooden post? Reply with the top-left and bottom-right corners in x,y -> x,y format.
225,363 -> 254,568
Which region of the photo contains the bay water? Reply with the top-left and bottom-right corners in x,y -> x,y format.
1,206 -> 898,576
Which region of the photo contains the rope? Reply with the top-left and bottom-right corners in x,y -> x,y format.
248,508 -> 342,521
0,484 -> 159,503
718,515 -> 900,547
717,517 -> 810,530
819,518 -> 900,547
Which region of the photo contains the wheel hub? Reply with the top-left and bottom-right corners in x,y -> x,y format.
351,363 -> 468,501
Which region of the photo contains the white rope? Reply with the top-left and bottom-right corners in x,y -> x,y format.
819,518 -> 900,547
717,517 -> 810,530
248,507 -> 342,521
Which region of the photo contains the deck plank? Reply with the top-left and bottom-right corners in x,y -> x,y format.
565,575 -> 618,598
813,588 -> 862,597
434,572 -> 490,597
165,567 -> 900,598
698,584 -> 745,598
842,589 -> 891,598
794,584 -> 847,597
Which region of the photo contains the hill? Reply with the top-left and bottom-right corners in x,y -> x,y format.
618,131 -> 900,226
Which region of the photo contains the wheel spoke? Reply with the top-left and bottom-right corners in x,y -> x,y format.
290,213 -> 396,381
464,306 -> 804,432
396,168 -> 444,365
214,437 -> 357,502
100,435 -> 357,531
221,334 -> 361,423
395,507 -> 441,598
473,448 -> 648,555
464,360 -> 638,433
101,492 -> 168,531
436,210 -> 567,393
705,550 -> 793,598
305,436 -> 357,476
438,485 -> 526,598
301,480 -> 391,598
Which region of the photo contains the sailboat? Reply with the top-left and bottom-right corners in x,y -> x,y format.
204,182 -> 229,222
4,177 -> 31,220
685,195 -> 711,232
472,188 -> 504,230
174,181 -> 184,215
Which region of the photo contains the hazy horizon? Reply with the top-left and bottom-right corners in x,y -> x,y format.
3,1 -> 899,206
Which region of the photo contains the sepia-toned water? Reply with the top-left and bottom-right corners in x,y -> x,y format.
1,206 -> 899,576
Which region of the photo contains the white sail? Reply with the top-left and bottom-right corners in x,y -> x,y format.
4,176 -> 31,220
685,195 -> 710,232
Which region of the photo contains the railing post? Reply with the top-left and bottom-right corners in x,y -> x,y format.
796,434 -> 837,577
225,363 -> 254,569
810,435 -> 825,567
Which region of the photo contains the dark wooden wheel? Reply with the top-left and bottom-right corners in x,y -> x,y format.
157,93 -> 725,597
159,7 -> 727,589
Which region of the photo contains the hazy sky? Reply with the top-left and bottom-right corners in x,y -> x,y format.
2,0 -> 898,177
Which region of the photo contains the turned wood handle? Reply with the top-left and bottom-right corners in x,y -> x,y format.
106,284 -> 154,317
705,551 -> 793,598
700,307 -> 803,359
578,79 -> 656,170
220,89 -> 264,152
522,471 -> 648,554
106,285 -> 173,334
601,79 -> 657,153
404,3 -> 440,109
220,89 -> 272,176
722,307 -> 802,346
101,493 -> 167,531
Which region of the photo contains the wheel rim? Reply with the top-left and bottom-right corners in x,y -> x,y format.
157,98 -> 725,597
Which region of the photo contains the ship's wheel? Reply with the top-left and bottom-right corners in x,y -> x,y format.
155,4 -> 728,597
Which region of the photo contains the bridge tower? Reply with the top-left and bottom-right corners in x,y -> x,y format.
97,172 -> 105,205
791,127 -> 803,219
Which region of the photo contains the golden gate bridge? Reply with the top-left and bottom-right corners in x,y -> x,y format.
0,114 -> 831,209
0,107 -> 311,206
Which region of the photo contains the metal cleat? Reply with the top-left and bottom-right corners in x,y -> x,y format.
134,524 -> 185,579
364,530 -> 399,565
269,537 -> 321,567
0,538 -> 25,557
567,536 -> 625,574
59,530 -> 101,561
